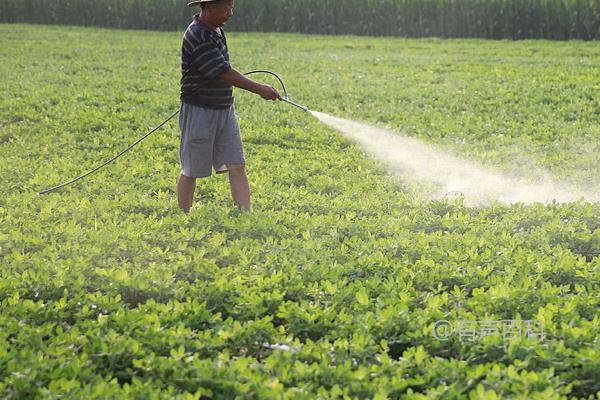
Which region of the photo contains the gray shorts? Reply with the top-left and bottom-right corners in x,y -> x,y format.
179,102 -> 245,178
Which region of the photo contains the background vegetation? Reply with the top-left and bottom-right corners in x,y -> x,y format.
1,24 -> 599,398
1,0 -> 599,39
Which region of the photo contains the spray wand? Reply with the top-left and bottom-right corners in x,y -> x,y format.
38,70 -> 309,195
280,97 -> 309,112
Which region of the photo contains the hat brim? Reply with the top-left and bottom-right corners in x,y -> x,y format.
187,0 -> 217,6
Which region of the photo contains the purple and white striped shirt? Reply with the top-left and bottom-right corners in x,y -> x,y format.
180,14 -> 233,109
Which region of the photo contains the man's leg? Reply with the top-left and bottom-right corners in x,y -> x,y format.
227,164 -> 251,212
177,174 -> 196,213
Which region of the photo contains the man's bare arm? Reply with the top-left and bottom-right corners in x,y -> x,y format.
220,68 -> 281,100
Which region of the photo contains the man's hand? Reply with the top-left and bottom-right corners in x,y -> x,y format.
258,84 -> 281,101
220,69 -> 282,101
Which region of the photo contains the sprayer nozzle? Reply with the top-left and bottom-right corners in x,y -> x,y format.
281,97 -> 309,112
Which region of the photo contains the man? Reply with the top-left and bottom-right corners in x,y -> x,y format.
178,0 -> 281,213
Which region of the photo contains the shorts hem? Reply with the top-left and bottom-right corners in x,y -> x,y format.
181,171 -> 212,179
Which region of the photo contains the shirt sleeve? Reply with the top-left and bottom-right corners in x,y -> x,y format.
190,37 -> 231,80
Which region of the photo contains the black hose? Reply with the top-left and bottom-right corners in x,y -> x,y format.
38,109 -> 179,195
38,70 -> 291,195
244,70 -> 288,99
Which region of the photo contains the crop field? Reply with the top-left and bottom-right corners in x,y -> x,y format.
2,0 -> 599,39
1,24 -> 599,398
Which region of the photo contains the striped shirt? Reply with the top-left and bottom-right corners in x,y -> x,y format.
180,14 -> 233,109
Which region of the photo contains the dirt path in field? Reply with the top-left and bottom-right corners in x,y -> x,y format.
310,111 -> 599,206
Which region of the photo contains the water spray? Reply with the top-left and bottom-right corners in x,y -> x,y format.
38,70 -> 309,195
36,69 -> 597,205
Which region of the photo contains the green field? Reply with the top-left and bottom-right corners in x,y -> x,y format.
1,24 -> 599,399
2,0 -> 599,39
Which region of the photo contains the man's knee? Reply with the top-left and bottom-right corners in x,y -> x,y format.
227,164 -> 246,176
180,174 -> 197,183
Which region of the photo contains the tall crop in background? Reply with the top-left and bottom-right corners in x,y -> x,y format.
1,0 -> 598,39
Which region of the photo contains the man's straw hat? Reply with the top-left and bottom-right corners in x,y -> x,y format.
187,0 -> 220,6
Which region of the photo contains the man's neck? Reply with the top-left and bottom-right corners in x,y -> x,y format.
198,13 -> 220,33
